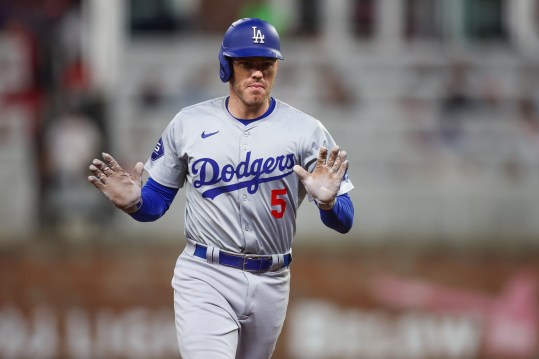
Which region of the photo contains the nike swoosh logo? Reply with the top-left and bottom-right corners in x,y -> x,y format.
201,130 -> 219,139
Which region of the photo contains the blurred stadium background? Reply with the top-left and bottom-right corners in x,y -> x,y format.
1,0 -> 539,358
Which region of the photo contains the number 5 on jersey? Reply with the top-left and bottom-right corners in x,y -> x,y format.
271,188 -> 287,218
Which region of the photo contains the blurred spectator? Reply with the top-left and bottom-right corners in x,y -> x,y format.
3,0 -> 117,237
399,95 -> 438,153
437,60 -> 475,149
42,106 -> 105,238
351,0 -> 375,39
60,55 -> 90,94
477,74 -> 506,115
516,97 -> 539,140
294,0 -> 321,36
315,62 -> 358,109
129,0 -> 191,35
0,0 -> 115,237
0,18 -> 44,139
502,95 -> 539,185
198,0 -> 241,33
43,53 -> 111,235
404,0 -> 444,42
137,72 -> 165,109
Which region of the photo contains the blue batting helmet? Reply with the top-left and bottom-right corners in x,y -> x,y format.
218,18 -> 284,83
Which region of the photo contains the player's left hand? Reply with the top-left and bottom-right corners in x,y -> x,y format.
293,145 -> 348,210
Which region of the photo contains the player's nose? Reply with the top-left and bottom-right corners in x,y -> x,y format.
251,69 -> 264,79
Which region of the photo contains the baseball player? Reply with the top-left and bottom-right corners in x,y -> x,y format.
88,18 -> 354,359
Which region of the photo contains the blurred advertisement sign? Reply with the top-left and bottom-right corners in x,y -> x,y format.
371,271 -> 537,358
288,270 -> 537,359
1,246 -> 538,359
0,306 -> 177,359
289,301 -> 480,359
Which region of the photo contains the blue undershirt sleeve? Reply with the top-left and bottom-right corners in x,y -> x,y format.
130,177 -> 179,222
319,193 -> 354,234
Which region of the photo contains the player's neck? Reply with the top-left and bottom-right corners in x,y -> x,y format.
227,96 -> 270,120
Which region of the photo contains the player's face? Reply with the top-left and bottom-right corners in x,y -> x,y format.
229,57 -> 278,109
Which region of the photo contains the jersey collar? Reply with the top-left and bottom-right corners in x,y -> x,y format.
225,97 -> 276,126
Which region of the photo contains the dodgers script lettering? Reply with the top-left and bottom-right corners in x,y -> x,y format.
192,151 -> 295,199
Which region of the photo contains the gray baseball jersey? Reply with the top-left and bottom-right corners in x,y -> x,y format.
145,96 -> 354,255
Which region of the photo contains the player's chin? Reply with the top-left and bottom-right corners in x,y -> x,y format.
247,87 -> 266,97
245,94 -> 268,106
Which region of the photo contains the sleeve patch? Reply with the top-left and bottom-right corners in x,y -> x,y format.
151,138 -> 164,161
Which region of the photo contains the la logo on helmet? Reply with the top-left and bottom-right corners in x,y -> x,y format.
252,26 -> 265,43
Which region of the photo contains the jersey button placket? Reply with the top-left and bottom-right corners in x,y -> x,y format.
241,192 -> 256,251
239,132 -> 257,253
242,131 -> 249,151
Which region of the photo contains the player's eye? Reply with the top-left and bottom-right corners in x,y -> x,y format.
261,62 -> 274,71
235,61 -> 250,69
234,60 -> 275,71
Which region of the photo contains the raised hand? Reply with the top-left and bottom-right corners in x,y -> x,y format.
88,153 -> 144,213
293,146 -> 348,210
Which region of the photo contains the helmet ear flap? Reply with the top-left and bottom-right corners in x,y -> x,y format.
219,50 -> 232,83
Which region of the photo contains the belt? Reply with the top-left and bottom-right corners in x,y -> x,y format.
193,243 -> 292,273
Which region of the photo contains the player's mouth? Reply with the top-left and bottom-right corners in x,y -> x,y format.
248,83 -> 265,89
247,84 -> 266,97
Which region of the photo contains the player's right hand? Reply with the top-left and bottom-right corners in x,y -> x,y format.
88,153 -> 144,214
